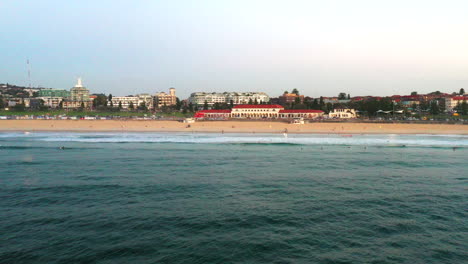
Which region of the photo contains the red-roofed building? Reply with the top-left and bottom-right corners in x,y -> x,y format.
279,109 -> 324,119
193,110 -> 231,119
232,104 -> 283,109
194,104 -> 324,119
445,96 -> 468,111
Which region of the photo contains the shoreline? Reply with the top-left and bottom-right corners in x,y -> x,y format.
1,120 -> 467,135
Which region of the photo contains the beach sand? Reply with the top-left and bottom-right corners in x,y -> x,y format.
0,120 -> 467,134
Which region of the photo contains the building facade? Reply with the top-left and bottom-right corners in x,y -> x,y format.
445,96 -> 468,111
62,78 -> 92,109
37,97 -> 64,108
154,88 -> 176,108
328,109 -> 357,119
110,94 -> 154,110
279,93 -> 304,105
38,89 -> 70,98
70,78 -> 90,102
194,104 -> 324,119
188,92 -> 270,106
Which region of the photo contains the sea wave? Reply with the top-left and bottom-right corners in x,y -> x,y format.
1,132 -> 467,147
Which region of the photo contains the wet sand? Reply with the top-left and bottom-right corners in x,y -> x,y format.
0,120 -> 467,134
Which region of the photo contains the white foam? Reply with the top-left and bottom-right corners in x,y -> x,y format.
3,132 -> 465,147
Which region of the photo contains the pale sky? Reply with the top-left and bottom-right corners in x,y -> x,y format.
1,0 -> 467,98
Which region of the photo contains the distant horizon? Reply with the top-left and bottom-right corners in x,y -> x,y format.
1,0 -> 467,99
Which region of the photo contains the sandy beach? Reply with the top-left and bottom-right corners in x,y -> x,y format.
0,120 -> 467,134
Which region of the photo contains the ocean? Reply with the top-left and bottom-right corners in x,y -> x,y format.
1,132 -> 467,263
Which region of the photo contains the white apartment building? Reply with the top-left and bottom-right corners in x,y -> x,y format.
445,96 -> 468,111
37,97 -> 64,108
188,92 -> 270,106
110,94 -> 154,110
328,109 -> 357,119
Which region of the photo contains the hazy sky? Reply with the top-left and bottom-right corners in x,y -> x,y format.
1,0 -> 467,98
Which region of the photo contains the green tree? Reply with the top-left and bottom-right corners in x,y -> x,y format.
254,98 -> 258,105
460,88 -> 465,95
118,101 -> 122,110
129,101 -> 134,110
284,91 -> 289,94
203,100 -> 209,110
93,94 -> 107,108
456,100 -> 467,115
429,101 -> 440,115
248,98 -> 253,104
0,96 -> 4,109
108,94 -> 113,102
338,93 -> 347,100
138,102 -> 147,111
188,102 -> 194,112
291,88 -> 299,95
176,97 -> 182,110
58,101 -> 63,109
229,100 -> 234,109
411,91 -> 418,96
13,103 -> 25,111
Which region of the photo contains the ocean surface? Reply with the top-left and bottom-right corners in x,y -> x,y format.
1,132 -> 467,264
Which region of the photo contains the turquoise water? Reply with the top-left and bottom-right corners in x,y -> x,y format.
1,132 -> 467,263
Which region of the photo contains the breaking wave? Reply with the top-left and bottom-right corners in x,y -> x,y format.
0,132 -> 467,147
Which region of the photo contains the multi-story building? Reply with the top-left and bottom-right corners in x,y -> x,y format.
62,78 -> 92,109
37,97 -> 64,108
38,89 -> 70,98
188,92 -> 227,106
70,78 -> 90,102
445,96 -> 468,111
188,92 -> 269,106
279,92 -> 304,105
110,96 -> 138,109
154,88 -> 177,108
110,94 -> 154,110
328,109 -> 357,119
63,100 -> 92,109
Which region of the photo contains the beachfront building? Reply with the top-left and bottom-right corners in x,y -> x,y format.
278,109 -> 324,119
110,94 -> 154,110
62,100 -> 92,109
188,92 -> 270,107
70,78 -> 90,101
227,92 -> 270,105
37,97 -> 64,108
194,104 -> 324,119
62,78 -> 93,109
231,104 -> 283,118
193,110 -> 232,119
38,89 -> 70,98
445,96 -> 468,111
154,88 -> 176,108
189,92 -> 227,106
110,96 -> 139,109
328,109 -> 357,119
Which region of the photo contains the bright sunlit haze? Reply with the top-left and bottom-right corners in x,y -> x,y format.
1,0 -> 467,98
